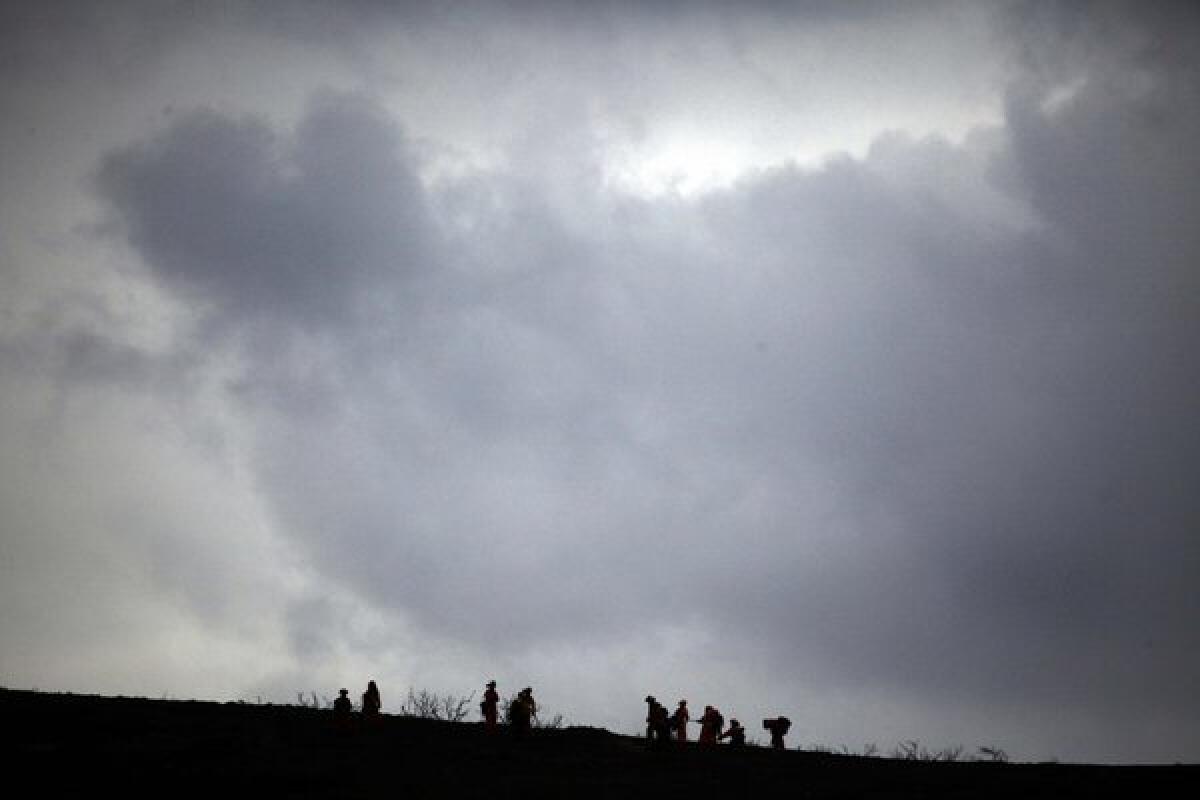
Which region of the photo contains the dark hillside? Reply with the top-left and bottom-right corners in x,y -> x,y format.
4,688 -> 1194,798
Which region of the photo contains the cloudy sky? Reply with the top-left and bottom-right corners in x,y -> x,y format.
2,0 -> 1197,764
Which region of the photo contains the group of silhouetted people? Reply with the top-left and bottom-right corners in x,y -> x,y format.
645,695 -> 788,750
479,680 -> 538,736
332,680 -> 382,731
330,678 -> 541,740
329,678 -> 787,750
480,680 -> 539,735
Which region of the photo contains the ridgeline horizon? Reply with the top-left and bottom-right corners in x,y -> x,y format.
4,686 -> 1195,799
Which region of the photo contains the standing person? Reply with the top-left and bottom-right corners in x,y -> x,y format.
697,705 -> 719,745
644,696 -> 671,747
521,687 -> 538,726
651,699 -> 671,747
509,688 -> 533,738
332,688 -> 353,731
719,718 -> 746,747
481,680 -> 500,732
673,700 -> 690,743
361,680 -> 381,724
644,696 -> 659,741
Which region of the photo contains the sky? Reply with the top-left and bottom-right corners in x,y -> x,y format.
1,0 -> 1197,764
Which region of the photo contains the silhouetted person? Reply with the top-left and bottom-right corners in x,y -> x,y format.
333,688 -> 353,731
510,687 -> 537,737
521,687 -> 538,725
481,680 -> 500,731
644,696 -> 672,747
645,696 -> 658,741
719,718 -> 746,747
763,716 -> 791,749
362,680 -> 381,724
697,705 -> 722,745
672,699 -> 690,742
508,694 -> 530,736
652,701 -> 672,747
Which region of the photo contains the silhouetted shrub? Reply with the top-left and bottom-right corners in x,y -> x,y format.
976,745 -> 1009,763
399,688 -> 475,722
294,691 -> 334,710
890,740 -> 969,761
800,742 -> 879,757
535,712 -> 565,730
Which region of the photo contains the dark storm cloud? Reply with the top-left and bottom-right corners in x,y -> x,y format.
687,7 -> 1200,716
86,0 -> 1200,760
98,92 -> 431,327
97,58 -> 1200,704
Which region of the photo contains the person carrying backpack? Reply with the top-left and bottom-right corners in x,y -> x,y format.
763,716 -> 791,749
509,692 -> 531,737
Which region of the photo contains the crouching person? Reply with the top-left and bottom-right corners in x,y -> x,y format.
720,718 -> 746,747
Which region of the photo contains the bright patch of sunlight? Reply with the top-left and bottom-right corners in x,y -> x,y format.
602,134 -> 760,198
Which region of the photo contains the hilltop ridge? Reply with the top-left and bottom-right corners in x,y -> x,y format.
4,688 -> 1194,798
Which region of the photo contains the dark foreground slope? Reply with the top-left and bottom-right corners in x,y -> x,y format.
3,688 -> 1194,799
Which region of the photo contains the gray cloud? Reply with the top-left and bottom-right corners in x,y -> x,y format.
4,0 -> 1198,763
96,25 -> 1200,726
97,92 -> 432,328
